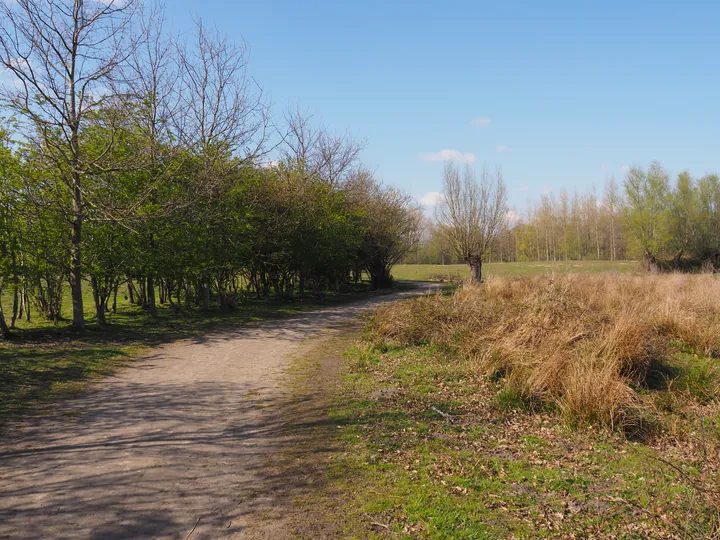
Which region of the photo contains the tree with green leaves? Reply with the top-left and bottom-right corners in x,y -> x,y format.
345,170 -> 421,288
0,127 -> 20,338
624,161 -> 670,270
667,171 -> 698,268
0,0 -> 142,329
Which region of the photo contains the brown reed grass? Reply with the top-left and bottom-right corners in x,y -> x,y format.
369,273 -> 720,428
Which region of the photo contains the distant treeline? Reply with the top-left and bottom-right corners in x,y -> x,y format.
0,2 -> 420,336
406,162 -> 720,270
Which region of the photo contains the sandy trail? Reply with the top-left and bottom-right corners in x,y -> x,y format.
0,287 -> 434,539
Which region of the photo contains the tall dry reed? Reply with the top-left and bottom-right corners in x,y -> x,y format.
369,273 -> 720,427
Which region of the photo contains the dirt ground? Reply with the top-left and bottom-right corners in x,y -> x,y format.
0,287 -> 434,539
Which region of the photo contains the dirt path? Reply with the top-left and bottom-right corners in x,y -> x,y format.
0,287 -> 435,539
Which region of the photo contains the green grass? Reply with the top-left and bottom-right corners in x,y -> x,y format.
301,342 -> 720,538
0,281 -> 390,427
392,260 -> 638,281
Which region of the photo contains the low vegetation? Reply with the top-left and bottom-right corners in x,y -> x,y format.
297,273 -> 720,537
369,273 -> 720,429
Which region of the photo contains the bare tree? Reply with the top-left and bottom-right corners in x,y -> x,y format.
0,0 -> 140,328
281,107 -> 363,186
175,20 -> 269,187
436,162 -> 508,283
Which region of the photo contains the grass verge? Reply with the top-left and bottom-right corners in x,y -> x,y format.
300,342 -> 720,538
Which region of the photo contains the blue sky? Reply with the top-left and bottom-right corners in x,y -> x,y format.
167,1 -> 719,211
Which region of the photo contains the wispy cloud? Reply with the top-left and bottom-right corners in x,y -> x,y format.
496,144 -> 510,153
519,185 -> 529,192
418,192 -> 444,207
418,149 -> 476,163
471,116 -> 492,127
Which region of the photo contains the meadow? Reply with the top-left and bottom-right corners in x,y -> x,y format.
392,260 -> 637,281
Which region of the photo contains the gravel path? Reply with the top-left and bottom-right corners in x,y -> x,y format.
0,287 -> 435,539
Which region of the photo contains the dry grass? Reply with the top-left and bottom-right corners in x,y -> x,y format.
368,273 -> 720,429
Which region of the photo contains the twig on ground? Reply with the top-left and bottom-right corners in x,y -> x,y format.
363,513 -> 396,535
185,516 -> 201,540
431,406 -> 456,424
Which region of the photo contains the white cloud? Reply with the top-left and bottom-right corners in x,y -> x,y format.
506,210 -> 520,225
472,116 -> 492,127
418,149 -> 476,163
519,185 -> 529,192
418,191 -> 444,207
496,144 -> 510,153
259,160 -> 280,169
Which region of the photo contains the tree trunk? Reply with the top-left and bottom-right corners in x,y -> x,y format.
672,250 -> 684,270
127,280 -> 135,305
112,284 -> 118,314
10,283 -> 19,328
23,277 -> 30,322
0,289 -> 11,339
70,170 -> 85,329
370,265 -> 393,289
202,282 -> 210,309
18,286 -> 24,321
91,277 -> 107,325
645,251 -> 659,273
95,298 -> 106,325
147,273 -> 157,317
469,259 -> 483,283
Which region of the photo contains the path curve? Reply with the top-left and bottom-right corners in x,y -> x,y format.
0,285 -> 436,539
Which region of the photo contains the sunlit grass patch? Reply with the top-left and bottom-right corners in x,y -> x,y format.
392,260 -> 637,282
312,341 -> 720,537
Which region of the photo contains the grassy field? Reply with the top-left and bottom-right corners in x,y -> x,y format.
295,273 -> 720,538
0,283 -> 385,427
392,260 -> 637,281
